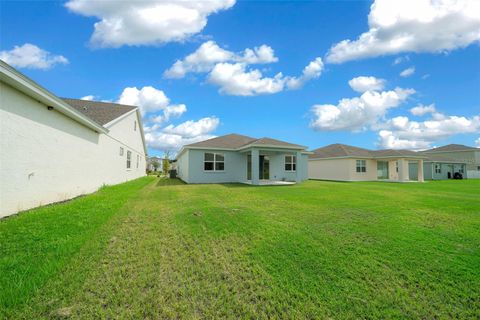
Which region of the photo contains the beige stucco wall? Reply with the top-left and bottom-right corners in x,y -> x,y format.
309,158 -> 351,181
309,158 -> 377,181
0,82 -> 146,218
347,158 -> 378,181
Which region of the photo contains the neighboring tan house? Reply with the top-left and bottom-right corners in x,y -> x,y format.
420,144 -> 480,179
0,61 -> 147,218
175,133 -> 310,185
309,144 -> 426,182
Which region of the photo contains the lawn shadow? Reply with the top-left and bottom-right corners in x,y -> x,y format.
155,178 -> 186,187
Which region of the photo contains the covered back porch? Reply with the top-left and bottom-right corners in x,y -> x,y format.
240,147 -> 307,185
375,158 -> 424,182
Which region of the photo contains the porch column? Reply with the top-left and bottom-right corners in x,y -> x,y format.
251,148 -> 259,185
398,158 -> 408,182
295,151 -> 302,183
417,159 -> 424,182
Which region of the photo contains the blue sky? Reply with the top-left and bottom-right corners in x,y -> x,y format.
1,0 -> 479,156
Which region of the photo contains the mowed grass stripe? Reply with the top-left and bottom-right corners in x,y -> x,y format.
0,176 -> 154,317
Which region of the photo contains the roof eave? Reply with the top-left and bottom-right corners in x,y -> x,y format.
0,60 -> 108,134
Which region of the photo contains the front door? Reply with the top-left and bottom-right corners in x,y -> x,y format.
259,155 -> 270,180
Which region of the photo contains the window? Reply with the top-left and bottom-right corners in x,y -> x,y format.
204,152 -> 224,171
356,160 -> 366,173
459,167 -> 464,173
285,155 -> 296,171
134,120 -> 137,131
435,163 -> 441,174
136,155 -> 139,168
395,161 -> 399,173
477,166 -> 480,171
127,151 -> 132,169
119,147 -> 124,156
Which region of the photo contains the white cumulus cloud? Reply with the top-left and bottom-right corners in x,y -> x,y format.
116,85 -> 218,151
400,67 -> 415,77
286,57 -> 324,90
207,57 -> 323,96
144,117 -> 219,151
164,40 -> 322,96
118,86 -> 171,115
65,0 -> 236,48
410,103 -> 436,116
476,137 -> 480,147
162,117 -> 220,138
326,0 -> 480,64
163,40 -> 278,79
348,76 -> 386,93
0,43 -> 68,70
378,113 -> 480,149
208,62 -> 286,96
310,86 -> 415,131
80,95 -> 95,101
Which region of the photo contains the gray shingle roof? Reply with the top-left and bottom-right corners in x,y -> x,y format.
310,144 -> 371,159
247,137 -> 306,149
370,149 -> 421,158
184,133 -> 306,150
421,154 -> 467,163
423,144 -> 479,153
62,98 -> 137,126
310,144 -> 425,159
186,134 -> 257,149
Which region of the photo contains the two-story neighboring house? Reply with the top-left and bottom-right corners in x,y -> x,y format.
421,144 -> 480,179
0,61 -> 147,218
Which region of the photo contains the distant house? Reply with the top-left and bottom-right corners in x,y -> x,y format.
420,144 -> 480,179
147,156 -> 164,172
0,61 -> 147,218
409,154 -> 467,180
175,134 -> 310,185
308,144 -> 426,182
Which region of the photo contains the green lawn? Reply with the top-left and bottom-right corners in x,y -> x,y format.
1,178 -> 479,319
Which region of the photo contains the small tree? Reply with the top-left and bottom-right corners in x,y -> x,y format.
162,150 -> 171,176
151,160 -> 160,172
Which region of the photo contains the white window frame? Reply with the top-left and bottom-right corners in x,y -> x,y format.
395,161 -> 399,173
136,155 -> 139,168
435,163 -> 441,174
119,147 -> 124,156
204,152 -> 225,172
356,160 -> 366,173
127,151 -> 132,169
134,120 -> 137,131
285,155 -> 296,172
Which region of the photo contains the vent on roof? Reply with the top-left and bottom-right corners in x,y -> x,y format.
83,106 -> 88,111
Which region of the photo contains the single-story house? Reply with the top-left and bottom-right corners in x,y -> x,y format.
408,154 -> 467,180
0,61 -> 147,218
420,144 -> 480,179
308,144 -> 426,182
175,134 -> 310,185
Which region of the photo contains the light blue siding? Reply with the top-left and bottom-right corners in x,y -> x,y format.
268,153 -> 308,182
414,162 -> 467,180
187,149 -> 247,183
178,148 -> 309,184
